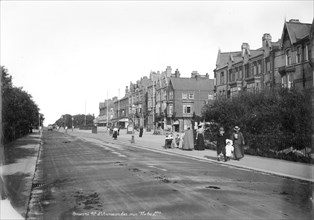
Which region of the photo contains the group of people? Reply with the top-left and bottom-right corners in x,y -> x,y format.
169,124 -> 245,162
169,123 -> 207,151
216,126 -> 245,162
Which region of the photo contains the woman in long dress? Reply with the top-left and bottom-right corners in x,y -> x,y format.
112,127 -> 118,140
182,127 -> 194,150
231,126 -> 245,160
195,124 -> 205,150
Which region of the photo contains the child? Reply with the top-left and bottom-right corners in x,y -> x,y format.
225,139 -> 234,161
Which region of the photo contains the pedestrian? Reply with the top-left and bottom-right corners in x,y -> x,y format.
182,127 -> 194,150
139,126 -> 143,138
231,126 -> 245,160
216,127 -> 227,161
225,139 -> 234,161
195,123 -> 205,150
112,127 -> 118,140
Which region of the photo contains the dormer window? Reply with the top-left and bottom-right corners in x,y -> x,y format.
286,49 -> 291,66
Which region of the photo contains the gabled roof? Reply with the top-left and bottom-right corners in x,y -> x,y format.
216,51 -> 242,69
281,21 -> 311,45
170,77 -> 214,91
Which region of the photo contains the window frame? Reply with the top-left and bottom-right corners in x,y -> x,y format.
188,93 -> 194,99
286,49 -> 291,66
183,104 -> 192,114
296,46 -> 302,63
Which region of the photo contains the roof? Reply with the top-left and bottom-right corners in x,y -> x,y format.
216,49 -> 263,68
216,51 -> 242,69
170,77 -> 214,91
283,21 -> 311,44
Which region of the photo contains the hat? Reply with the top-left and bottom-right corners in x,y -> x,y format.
234,126 -> 240,131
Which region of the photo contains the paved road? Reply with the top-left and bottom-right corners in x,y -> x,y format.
27,131 -> 313,219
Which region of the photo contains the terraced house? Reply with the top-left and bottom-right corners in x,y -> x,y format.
167,71 -> 214,132
214,19 -> 314,97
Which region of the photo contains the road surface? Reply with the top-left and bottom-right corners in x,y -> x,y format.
27,131 -> 313,219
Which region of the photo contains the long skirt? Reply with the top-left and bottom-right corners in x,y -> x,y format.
233,145 -> 243,160
112,131 -> 118,139
196,134 -> 205,150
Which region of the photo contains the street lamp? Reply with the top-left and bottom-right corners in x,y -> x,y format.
131,105 -> 135,144
38,113 -> 41,134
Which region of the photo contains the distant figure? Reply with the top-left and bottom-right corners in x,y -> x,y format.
29,124 -> 33,133
195,123 -> 205,150
173,133 -> 182,148
65,126 -> 68,133
231,126 -> 245,160
139,126 -> 143,138
182,127 -> 194,150
112,127 -> 118,140
216,127 -> 227,161
225,139 -> 234,161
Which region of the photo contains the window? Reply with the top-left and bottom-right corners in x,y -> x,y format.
266,60 -> 271,72
162,90 -> 167,100
239,67 -> 242,80
286,49 -> 291,66
245,64 -> 250,78
281,73 -> 293,89
155,103 -> 160,114
183,105 -> 192,114
189,93 -> 194,99
296,46 -> 302,63
168,105 -> 173,115
168,91 -> 173,100
182,93 -> 187,99
305,45 -> 309,61
258,62 -> 261,74
220,71 -> 224,85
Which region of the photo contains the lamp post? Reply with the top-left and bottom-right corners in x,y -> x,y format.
131,104 -> 135,143
38,113 -> 41,134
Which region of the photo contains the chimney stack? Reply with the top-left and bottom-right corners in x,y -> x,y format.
262,33 -> 272,48
241,43 -> 250,57
175,69 -> 180,78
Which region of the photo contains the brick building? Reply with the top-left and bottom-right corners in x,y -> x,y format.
214,19 -> 314,98
167,71 -> 215,132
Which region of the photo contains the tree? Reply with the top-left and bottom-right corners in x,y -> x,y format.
202,88 -> 312,152
1,66 -> 41,143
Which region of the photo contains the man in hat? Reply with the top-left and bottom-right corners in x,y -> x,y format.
232,126 -> 245,160
216,127 -> 227,161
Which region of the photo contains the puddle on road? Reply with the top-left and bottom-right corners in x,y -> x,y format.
205,186 -> 221,190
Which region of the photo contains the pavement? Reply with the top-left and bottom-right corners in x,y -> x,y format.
0,130 -> 42,220
71,128 -> 314,183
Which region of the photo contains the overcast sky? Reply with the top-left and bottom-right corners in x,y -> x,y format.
1,0 -> 313,125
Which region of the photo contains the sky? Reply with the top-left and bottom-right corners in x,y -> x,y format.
1,0 -> 313,126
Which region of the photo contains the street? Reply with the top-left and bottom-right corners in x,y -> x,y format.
27,130 -> 313,220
